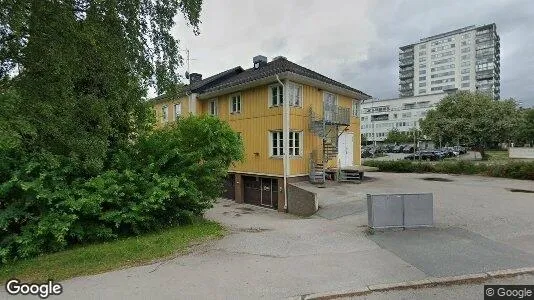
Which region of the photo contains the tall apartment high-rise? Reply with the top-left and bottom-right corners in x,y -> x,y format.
399,24 -> 500,99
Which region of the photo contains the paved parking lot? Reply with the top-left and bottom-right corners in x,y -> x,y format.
6,173 -> 532,299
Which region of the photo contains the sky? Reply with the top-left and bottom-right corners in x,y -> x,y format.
173,0 -> 534,107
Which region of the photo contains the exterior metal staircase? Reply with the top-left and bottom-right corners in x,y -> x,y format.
308,105 -> 350,184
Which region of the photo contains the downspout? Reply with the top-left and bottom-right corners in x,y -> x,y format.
276,75 -> 289,211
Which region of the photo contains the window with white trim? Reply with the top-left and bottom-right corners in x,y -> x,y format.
287,82 -> 302,107
162,105 -> 168,122
270,131 -> 302,156
270,84 -> 283,106
352,100 -> 360,117
229,94 -> 241,113
269,83 -> 302,107
174,103 -> 181,120
208,99 -> 218,116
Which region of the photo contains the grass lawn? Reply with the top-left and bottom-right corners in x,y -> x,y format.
486,150 -> 510,161
0,219 -> 224,283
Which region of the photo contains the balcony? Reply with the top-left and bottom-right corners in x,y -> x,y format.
399,59 -> 414,67
399,85 -> 413,93
399,71 -> 413,80
400,79 -> 413,85
323,105 -> 351,125
400,91 -> 414,97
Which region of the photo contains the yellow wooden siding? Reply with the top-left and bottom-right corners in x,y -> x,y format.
151,81 -> 362,176
152,95 -> 189,126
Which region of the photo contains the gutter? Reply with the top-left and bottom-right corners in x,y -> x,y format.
276,75 -> 289,211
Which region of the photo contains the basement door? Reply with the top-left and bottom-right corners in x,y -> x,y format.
243,176 -> 278,209
338,132 -> 354,167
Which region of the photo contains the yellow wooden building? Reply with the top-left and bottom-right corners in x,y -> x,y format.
151,56 -> 371,212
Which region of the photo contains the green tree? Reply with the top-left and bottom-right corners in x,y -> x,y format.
515,108 -> 534,146
1,0 -> 203,174
420,91 -> 521,157
384,127 -> 418,144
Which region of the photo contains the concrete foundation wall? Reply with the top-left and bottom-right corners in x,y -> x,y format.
509,147 -> 534,159
287,184 -> 318,217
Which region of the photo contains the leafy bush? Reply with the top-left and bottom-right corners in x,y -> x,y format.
363,160 -> 534,180
0,115 -> 243,264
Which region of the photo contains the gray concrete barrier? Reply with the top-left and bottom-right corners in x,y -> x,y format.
367,193 -> 433,229
287,184 -> 318,217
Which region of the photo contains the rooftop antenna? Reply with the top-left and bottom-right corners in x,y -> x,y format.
183,49 -> 198,79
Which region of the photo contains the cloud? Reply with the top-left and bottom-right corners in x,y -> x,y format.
173,0 -> 534,107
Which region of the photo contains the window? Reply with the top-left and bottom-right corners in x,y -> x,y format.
287,82 -> 302,107
419,57 -> 427,62
461,47 -> 470,53
419,76 -> 426,81
419,82 -> 426,87
461,82 -> 470,88
269,83 -> 301,107
419,44 -> 426,49
419,63 -> 427,69
229,94 -> 241,113
462,75 -> 470,81
419,89 -> 426,94
461,55 -> 469,60
461,61 -> 470,67
419,70 -> 426,75
270,85 -> 283,106
208,99 -> 218,116
419,51 -> 426,56
162,105 -> 168,122
352,100 -> 360,117
270,131 -> 302,156
461,68 -> 470,74
174,103 -> 181,120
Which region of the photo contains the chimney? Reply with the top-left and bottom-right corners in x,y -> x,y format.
253,55 -> 268,69
189,73 -> 202,83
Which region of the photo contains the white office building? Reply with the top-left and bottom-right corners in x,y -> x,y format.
399,24 -> 500,99
360,93 -> 447,144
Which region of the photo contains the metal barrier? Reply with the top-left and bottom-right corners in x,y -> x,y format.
367,193 -> 433,229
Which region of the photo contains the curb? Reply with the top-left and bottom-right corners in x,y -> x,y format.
302,267 -> 534,300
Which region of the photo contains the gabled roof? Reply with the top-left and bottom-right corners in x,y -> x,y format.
150,66 -> 244,102
150,57 -> 371,102
202,57 -> 371,98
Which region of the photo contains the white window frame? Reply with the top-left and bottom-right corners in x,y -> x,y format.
174,103 -> 181,120
208,99 -> 218,116
269,84 -> 283,107
162,105 -> 168,122
229,94 -> 241,114
287,82 -> 303,107
352,100 -> 360,117
269,130 -> 303,157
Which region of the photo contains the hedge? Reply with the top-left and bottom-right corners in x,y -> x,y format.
363,160 -> 534,180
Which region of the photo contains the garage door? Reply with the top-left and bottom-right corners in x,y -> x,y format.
243,176 -> 278,209
222,174 -> 235,200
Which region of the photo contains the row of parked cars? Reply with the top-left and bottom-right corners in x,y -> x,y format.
404,146 -> 468,161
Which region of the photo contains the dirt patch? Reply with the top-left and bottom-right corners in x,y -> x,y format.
238,207 -> 255,212
506,188 -> 534,193
421,177 -> 454,182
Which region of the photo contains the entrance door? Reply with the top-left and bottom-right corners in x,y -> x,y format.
338,132 -> 354,167
260,178 -> 278,209
243,176 -> 278,209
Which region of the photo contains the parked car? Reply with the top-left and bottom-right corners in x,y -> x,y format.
405,150 -> 443,161
393,145 -> 405,153
402,145 -> 415,153
453,146 -> 467,155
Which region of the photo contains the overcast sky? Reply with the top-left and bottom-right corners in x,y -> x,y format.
173,0 -> 534,107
